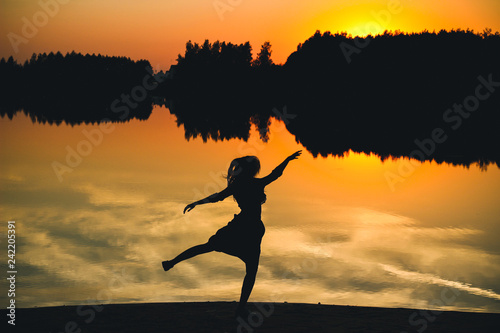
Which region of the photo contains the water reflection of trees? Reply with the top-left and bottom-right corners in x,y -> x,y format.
1,30 -> 499,168
0,52 -> 154,125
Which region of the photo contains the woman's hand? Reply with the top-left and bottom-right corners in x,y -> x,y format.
183,203 -> 196,214
286,150 -> 302,161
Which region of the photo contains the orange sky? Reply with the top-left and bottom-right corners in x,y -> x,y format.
1,0 -> 500,70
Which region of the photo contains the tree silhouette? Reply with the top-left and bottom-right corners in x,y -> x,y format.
252,41 -> 274,68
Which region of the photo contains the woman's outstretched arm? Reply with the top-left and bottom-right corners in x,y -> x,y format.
183,186 -> 232,214
261,150 -> 302,186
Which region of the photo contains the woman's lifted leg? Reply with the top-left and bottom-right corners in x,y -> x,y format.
163,242 -> 214,271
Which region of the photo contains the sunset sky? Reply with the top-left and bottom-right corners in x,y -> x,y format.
1,0 -> 500,70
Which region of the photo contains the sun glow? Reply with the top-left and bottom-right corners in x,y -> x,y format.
346,22 -> 387,37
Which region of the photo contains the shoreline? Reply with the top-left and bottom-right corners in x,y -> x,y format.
3,301 -> 500,332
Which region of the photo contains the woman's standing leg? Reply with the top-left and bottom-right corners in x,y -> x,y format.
236,254 -> 260,315
163,242 -> 214,271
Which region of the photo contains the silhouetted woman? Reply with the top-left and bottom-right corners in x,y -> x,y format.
162,151 -> 301,317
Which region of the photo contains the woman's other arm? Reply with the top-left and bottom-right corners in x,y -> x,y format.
261,150 -> 302,186
183,186 -> 233,214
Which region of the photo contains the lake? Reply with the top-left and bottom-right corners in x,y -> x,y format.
1,105 -> 499,313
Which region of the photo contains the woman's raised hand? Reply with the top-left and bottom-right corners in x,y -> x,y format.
287,150 -> 302,161
183,203 -> 196,214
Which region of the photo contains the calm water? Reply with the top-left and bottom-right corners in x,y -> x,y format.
1,106 -> 499,313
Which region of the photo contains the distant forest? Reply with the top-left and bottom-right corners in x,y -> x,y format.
1,29 -> 499,167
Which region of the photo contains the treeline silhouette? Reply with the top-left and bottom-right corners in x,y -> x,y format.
162,40 -> 280,142
1,29 -> 500,167
165,29 -> 500,168
0,52 -> 154,125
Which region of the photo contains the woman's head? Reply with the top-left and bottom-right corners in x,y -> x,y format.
227,156 -> 261,185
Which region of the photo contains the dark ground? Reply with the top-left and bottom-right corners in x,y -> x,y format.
3,302 -> 500,333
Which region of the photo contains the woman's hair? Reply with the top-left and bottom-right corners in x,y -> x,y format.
226,156 -> 261,185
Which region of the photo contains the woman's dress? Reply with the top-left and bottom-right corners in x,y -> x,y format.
207,168 -> 282,263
